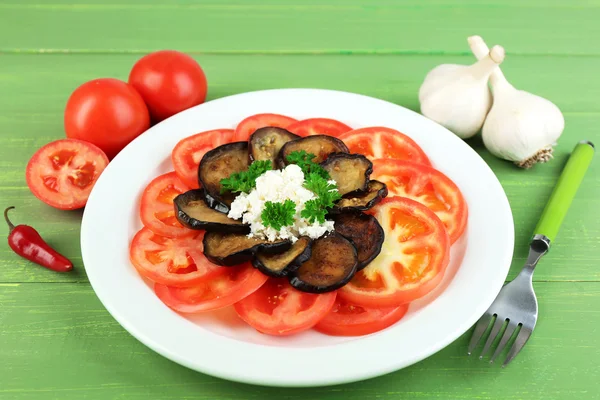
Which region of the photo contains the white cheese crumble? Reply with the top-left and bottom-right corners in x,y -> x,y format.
227,164 -> 335,242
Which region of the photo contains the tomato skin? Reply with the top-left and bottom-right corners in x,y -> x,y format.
129,50 -> 208,123
26,138 -> 109,210
233,113 -> 298,142
314,298 -> 409,336
286,118 -> 352,137
64,78 -> 150,159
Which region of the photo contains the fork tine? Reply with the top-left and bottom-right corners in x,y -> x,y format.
480,316 -> 505,359
468,313 -> 492,355
502,326 -> 532,367
490,322 -> 519,363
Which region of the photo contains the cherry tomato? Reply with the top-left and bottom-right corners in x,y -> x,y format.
286,118 -> 352,137
140,171 -> 192,237
234,278 -> 336,336
26,139 -> 109,210
64,78 -> 150,159
130,227 -> 225,287
154,263 -> 268,313
314,297 -> 409,336
128,50 -> 208,123
371,159 -> 468,243
171,129 -> 234,188
338,196 -> 450,308
233,113 -> 297,142
338,127 -> 431,165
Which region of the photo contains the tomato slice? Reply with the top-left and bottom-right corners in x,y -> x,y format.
234,278 -> 336,336
140,171 -> 192,237
154,263 -> 268,313
171,129 -> 234,188
286,118 -> 352,137
371,159 -> 467,243
338,196 -> 450,308
314,297 -> 409,336
338,127 -> 431,165
130,227 -> 226,287
233,113 -> 298,141
25,139 -> 109,210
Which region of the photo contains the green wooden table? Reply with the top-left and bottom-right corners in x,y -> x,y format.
1,1 -> 599,399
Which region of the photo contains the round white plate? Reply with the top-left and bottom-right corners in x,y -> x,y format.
81,88 -> 514,387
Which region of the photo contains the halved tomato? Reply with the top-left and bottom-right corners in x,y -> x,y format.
338,196 -> 450,308
338,127 -> 430,165
171,129 -> 234,188
371,159 -> 467,243
26,139 -> 109,210
286,118 -> 352,137
234,278 -> 336,336
314,297 -> 409,336
154,263 -> 268,313
130,227 -> 226,287
140,171 -> 192,237
233,113 -> 298,141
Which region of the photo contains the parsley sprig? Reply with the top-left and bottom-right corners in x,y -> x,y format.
261,200 -> 296,231
220,160 -> 272,194
286,150 -> 330,180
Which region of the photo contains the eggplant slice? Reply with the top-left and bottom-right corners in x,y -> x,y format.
203,232 -> 290,266
333,212 -> 384,270
252,236 -> 312,277
249,127 -> 300,167
333,180 -> 388,212
277,135 -> 349,167
321,153 -> 372,196
198,142 -> 249,210
174,189 -> 249,233
289,232 -> 357,293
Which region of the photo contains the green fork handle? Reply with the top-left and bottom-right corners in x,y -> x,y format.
534,141 -> 595,244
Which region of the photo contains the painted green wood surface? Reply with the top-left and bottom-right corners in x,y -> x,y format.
0,1 -> 599,399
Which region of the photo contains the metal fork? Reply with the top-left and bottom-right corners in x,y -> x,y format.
468,141 -> 595,366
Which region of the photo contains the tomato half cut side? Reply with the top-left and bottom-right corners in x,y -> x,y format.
233,113 -> 298,141
130,227 -> 226,287
314,297 -> 409,336
371,159 -> 467,243
338,127 -> 431,165
339,196 -> 450,308
286,118 -> 352,137
171,129 -> 234,188
234,278 -> 336,336
154,263 -> 268,313
26,139 -> 109,210
140,171 -> 192,237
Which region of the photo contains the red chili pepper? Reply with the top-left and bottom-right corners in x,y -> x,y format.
4,206 -> 73,272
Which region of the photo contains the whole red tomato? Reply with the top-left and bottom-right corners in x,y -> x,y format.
128,50 -> 208,122
64,78 -> 150,159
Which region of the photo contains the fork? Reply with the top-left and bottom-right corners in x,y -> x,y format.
468,140 -> 595,366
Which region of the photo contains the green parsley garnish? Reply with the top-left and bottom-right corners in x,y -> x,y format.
220,160 -> 272,194
261,200 -> 296,231
301,173 -> 341,223
300,199 -> 328,224
286,150 -> 330,180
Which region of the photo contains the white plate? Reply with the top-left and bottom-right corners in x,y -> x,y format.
81,88 -> 514,387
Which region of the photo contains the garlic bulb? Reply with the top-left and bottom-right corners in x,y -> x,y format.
468,35 -> 565,168
418,45 -> 505,139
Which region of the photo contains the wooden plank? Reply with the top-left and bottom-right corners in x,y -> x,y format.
1,1 -> 600,54
0,282 -> 598,399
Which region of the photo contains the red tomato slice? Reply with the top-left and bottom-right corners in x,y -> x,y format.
338,127 -> 431,165
233,113 -> 298,141
314,297 -> 409,336
25,139 -> 109,210
234,278 -> 336,336
130,227 -> 226,287
154,263 -> 268,313
338,196 -> 450,308
140,171 -> 192,237
171,129 -> 234,188
371,159 -> 467,243
286,118 -> 352,137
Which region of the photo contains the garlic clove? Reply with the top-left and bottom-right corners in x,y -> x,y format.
468,35 -> 565,168
418,45 -> 505,139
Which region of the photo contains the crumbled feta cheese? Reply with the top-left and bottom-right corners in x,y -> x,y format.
227,164 -> 335,242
